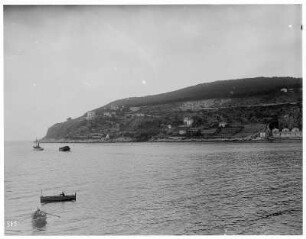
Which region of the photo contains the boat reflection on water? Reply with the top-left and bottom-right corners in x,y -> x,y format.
32,220 -> 47,231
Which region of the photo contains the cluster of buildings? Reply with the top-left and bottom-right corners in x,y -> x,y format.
173,117 -> 228,137
271,127 -> 302,138
84,105 -> 155,122
179,99 -> 231,111
280,88 -> 296,93
80,108 -> 302,140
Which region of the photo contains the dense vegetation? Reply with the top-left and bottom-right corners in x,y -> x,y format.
101,77 -> 302,108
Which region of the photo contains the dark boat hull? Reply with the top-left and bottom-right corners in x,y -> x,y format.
33,146 -> 44,151
40,194 -> 76,203
59,146 -> 70,152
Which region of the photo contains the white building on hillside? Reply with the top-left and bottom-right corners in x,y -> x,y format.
86,111 -> 96,120
183,117 -> 193,127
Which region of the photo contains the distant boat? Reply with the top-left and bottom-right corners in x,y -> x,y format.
33,139 -> 44,151
59,146 -> 70,152
32,208 -> 47,226
40,192 -> 76,203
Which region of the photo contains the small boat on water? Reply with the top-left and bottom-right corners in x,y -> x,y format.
32,209 -> 47,226
40,192 -> 76,203
59,146 -> 70,152
33,139 -> 44,151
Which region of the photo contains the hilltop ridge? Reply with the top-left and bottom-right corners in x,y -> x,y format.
100,76 -> 301,108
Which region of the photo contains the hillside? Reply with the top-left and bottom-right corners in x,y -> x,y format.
43,77 -> 302,142
101,76 -> 301,108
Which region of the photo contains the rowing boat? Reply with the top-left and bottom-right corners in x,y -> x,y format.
32,209 -> 47,227
33,139 -> 44,151
40,193 -> 76,203
59,146 -> 70,152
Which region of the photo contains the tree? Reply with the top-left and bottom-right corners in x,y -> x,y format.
192,115 -> 204,127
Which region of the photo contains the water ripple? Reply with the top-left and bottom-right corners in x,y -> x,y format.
4,141 -> 302,235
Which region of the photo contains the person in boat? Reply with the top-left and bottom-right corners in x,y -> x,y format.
34,208 -> 40,216
60,192 -> 65,197
33,208 -> 46,219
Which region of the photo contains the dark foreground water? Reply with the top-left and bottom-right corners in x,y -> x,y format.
4,141 -> 302,235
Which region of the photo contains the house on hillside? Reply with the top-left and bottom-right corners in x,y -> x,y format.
280,127 -> 302,138
219,122 -> 227,128
110,104 -> 119,110
280,128 -> 289,137
86,111 -> 96,120
183,117 -> 194,127
104,112 -> 112,117
179,129 -> 187,135
259,125 -> 271,138
130,107 -> 140,112
103,112 -> 116,117
272,128 -> 280,137
291,128 -> 302,137
280,88 -> 288,93
282,128 -> 290,133
178,125 -> 187,135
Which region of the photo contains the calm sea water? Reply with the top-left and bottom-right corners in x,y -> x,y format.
4,141 -> 302,235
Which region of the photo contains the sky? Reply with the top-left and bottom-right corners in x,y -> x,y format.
4,4 -> 302,141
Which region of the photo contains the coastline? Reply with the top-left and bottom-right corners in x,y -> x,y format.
40,137 -> 302,144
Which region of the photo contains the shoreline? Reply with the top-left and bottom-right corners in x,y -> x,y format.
40,137 -> 302,144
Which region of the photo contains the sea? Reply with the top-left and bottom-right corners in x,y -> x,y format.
4,141 -> 303,235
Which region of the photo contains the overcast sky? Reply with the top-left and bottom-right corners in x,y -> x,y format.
4,5 -> 302,141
